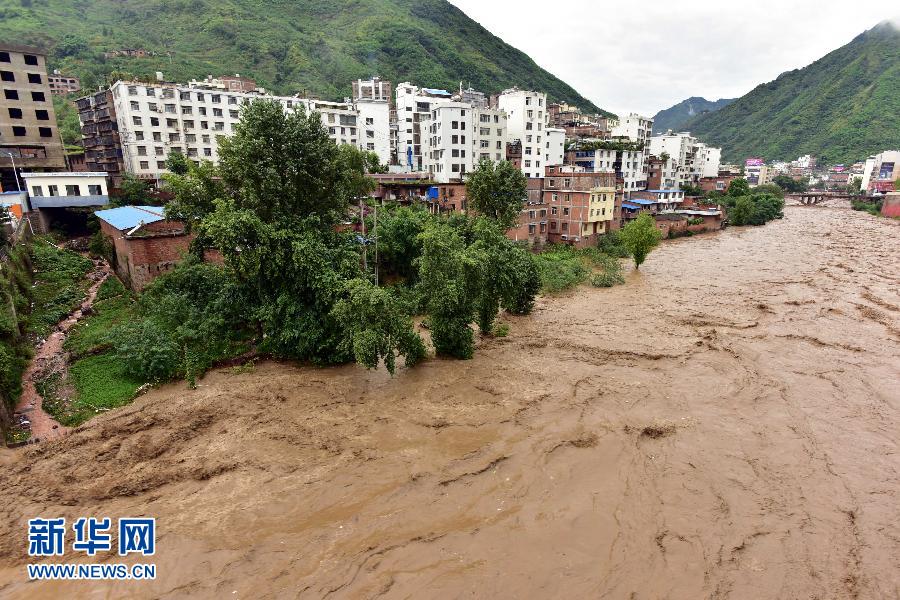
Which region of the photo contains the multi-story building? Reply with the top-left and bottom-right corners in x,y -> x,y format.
506,177 -> 548,248
649,131 -> 721,188
545,165 -> 620,247
568,145 -> 646,197
395,82 -> 454,171
863,150 -> 900,194
353,77 -> 392,166
743,158 -> 771,187
47,70 -> 81,95
497,88 -> 547,178
544,127 -> 565,167
353,77 -> 392,104
83,79 -> 388,180
421,102 -> 506,183
0,44 -> 66,190
76,89 -> 126,184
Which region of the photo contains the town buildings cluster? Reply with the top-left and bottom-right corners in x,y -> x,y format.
2,40 -> 897,288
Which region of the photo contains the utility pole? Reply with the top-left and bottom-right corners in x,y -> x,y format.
359,198 -> 367,272
374,202 -> 379,286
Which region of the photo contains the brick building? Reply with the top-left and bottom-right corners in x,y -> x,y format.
95,205 -> 194,291
544,165 -> 621,248
47,70 -> 81,95
507,177 -> 548,248
699,173 -> 738,194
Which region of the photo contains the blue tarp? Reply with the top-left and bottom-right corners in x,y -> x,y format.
94,205 -> 165,230
622,202 -> 641,210
626,198 -> 655,205
427,186 -> 439,200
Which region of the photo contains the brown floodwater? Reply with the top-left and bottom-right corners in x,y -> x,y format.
0,203 -> 897,599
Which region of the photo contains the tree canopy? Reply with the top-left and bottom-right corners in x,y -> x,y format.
466,160 -> 528,230
620,213 -> 662,269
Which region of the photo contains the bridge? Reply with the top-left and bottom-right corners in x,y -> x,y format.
786,192 -> 853,205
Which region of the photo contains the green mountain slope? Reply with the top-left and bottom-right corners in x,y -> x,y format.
687,21 -> 900,164
0,0 -> 609,115
651,97 -> 734,135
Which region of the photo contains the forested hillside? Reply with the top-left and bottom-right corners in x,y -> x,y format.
687,21 -> 900,164
0,0 -> 609,114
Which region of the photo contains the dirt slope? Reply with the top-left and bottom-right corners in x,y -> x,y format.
0,205 -> 897,599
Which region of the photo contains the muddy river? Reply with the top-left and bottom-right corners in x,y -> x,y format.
0,204 -> 897,599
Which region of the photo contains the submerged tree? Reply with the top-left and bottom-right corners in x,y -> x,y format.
620,213 -> 662,269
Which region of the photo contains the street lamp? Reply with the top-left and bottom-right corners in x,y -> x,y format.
5,152 -> 22,192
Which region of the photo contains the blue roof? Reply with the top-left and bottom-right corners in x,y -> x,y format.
95,205 -> 165,230
627,198 -> 656,205
422,88 -> 452,96
622,202 -> 641,209
644,189 -> 684,194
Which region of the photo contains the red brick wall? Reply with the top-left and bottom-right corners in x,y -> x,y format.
99,219 -> 194,291
881,193 -> 900,218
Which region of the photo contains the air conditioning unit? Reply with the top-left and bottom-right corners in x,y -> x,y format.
560,234 -> 568,240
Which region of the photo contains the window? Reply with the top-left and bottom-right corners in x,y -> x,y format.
182,106 -> 193,115
213,108 -> 223,117
228,96 -> 237,105
229,110 -> 238,119
145,87 -> 156,97
150,117 -> 159,127
1,71 -> 14,82
24,54 -> 38,66
155,147 -> 164,156
3,89 -> 18,100
88,184 -> 102,195
7,107 -> 21,119
39,127 -> 53,138
166,118 -> 177,128
367,143 -> 374,151
31,91 -> 45,102
36,109 -> 49,121
12,126 -> 26,136
199,107 -> 207,116
0,52 -> 9,63
186,133 -> 196,142
140,161 -> 149,169
165,104 -> 176,113
152,132 -> 162,141
31,185 -> 43,196
27,73 -> 41,84
133,116 -> 142,126
134,130 -> 144,141
137,146 -> 147,156
47,185 -> 58,196
563,207 -> 569,216
130,100 -> 140,110
201,134 -> 210,143
211,94 -> 221,103
157,160 -> 166,169
203,148 -> 212,157
169,133 -> 180,142
65,184 -> 82,196
184,119 -> 194,129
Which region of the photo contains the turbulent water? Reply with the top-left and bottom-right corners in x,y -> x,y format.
0,204 -> 897,599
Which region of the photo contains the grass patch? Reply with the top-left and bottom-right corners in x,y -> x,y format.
56,353 -> 145,426
64,278 -> 136,359
534,245 -> 627,293
96,275 -> 127,301
28,240 -> 93,337
590,254 -> 625,288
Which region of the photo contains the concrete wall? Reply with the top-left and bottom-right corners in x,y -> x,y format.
881,192 -> 900,218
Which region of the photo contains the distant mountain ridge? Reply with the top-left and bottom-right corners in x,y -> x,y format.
0,0 -> 611,116
686,21 -> 900,164
651,97 -> 734,134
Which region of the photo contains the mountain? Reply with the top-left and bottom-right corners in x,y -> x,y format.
651,97 -> 734,134
686,21 -> 900,164
0,0 -> 610,116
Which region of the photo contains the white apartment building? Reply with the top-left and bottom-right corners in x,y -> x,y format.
498,88 -> 547,178
355,100 -> 391,165
395,82 -> 454,171
649,131 -> 720,188
422,102 -> 506,183
105,80 -> 388,179
611,113 -> 653,146
545,127 -> 565,167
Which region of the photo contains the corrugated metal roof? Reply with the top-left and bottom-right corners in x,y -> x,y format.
627,198 -> 655,205
622,202 -> 641,209
94,205 -> 165,231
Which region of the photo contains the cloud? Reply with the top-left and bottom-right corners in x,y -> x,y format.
447,0 -> 895,116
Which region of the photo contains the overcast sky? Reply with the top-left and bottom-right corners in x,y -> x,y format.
447,0 -> 898,117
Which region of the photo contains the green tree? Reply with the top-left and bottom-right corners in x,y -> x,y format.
418,221 -> 478,358
466,160 -> 527,230
216,100 -> 358,226
163,159 -> 226,232
620,213 -> 662,269
729,197 -> 754,225
331,278 -> 425,375
374,204 -> 430,281
772,174 -> 809,193
166,151 -> 190,175
111,174 -> 152,207
727,178 -> 751,197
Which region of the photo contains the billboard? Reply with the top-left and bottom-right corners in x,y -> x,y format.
745,158 -> 765,167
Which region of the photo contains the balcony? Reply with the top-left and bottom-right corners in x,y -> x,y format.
29,194 -> 109,209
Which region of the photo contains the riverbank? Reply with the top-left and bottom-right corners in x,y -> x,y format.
0,205 -> 896,598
